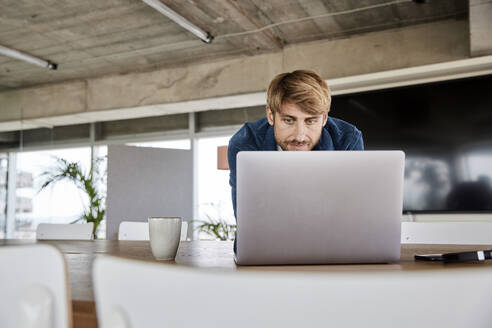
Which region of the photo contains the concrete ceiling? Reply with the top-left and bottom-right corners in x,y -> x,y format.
0,0 -> 467,91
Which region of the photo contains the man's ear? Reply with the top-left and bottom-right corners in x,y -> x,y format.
266,106 -> 274,126
322,113 -> 328,126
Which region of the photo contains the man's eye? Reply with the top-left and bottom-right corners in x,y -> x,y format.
307,119 -> 317,124
283,119 -> 294,124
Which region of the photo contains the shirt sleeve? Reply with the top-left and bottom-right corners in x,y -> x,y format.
228,139 -> 240,220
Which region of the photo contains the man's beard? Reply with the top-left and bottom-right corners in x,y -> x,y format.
274,131 -> 314,151
278,141 -> 312,151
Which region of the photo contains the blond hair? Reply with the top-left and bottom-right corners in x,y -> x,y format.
267,70 -> 331,115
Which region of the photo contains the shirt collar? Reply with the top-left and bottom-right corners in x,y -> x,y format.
261,124 -> 278,150
314,127 -> 335,150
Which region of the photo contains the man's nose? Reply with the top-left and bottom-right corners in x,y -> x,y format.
293,123 -> 307,141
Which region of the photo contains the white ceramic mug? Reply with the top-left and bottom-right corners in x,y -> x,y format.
148,217 -> 182,260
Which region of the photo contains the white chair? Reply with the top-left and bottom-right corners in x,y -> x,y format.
0,244 -> 72,328
118,221 -> 188,241
181,221 -> 188,240
36,223 -> 94,240
401,222 -> 492,244
94,255 -> 492,328
118,222 -> 149,241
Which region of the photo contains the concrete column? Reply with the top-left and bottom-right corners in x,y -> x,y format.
189,112 -> 199,240
6,153 -> 16,238
470,0 -> 492,56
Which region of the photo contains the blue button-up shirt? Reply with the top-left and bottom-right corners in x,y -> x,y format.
228,117 -> 364,218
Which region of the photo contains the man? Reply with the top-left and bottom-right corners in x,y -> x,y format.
228,69 -> 364,218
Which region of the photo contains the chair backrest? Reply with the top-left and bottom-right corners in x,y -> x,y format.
401,222 -> 492,244
118,222 -> 149,241
0,244 -> 72,328
181,221 -> 188,240
37,223 -> 93,240
94,255 -> 492,328
118,221 -> 188,241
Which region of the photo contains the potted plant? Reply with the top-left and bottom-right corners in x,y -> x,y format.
194,201 -> 236,240
39,157 -> 105,239
194,217 -> 237,241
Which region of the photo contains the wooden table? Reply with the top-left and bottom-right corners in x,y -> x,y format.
2,239 -> 492,328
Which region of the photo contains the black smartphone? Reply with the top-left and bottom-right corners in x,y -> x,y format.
416,250 -> 492,263
414,254 -> 444,261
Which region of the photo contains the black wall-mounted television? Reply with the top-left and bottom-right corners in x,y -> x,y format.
331,74 -> 492,213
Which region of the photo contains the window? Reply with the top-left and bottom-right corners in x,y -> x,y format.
2,136 -> 235,240
92,145 -> 108,239
467,151 -> 492,182
13,147 -> 92,239
197,136 -> 235,239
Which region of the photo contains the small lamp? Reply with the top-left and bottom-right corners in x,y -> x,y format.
217,145 -> 229,170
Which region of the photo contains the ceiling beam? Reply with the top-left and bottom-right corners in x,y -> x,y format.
1,54 -> 491,133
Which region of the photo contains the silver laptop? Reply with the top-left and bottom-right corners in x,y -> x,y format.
235,151 -> 405,265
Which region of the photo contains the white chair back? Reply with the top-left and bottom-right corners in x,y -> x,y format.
401,222 -> 492,244
94,255 -> 492,328
118,222 -> 149,241
0,245 -> 72,328
37,223 -> 94,240
118,221 -> 188,241
180,221 -> 188,240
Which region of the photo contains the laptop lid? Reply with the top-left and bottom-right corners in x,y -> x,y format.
235,151 -> 405,265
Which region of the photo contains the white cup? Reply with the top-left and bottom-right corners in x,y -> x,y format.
148,217 -> 182,260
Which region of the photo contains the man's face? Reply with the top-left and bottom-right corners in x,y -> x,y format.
267,102 -> 328,151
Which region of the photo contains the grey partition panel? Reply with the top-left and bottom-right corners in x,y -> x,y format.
106,145 -> 193,240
